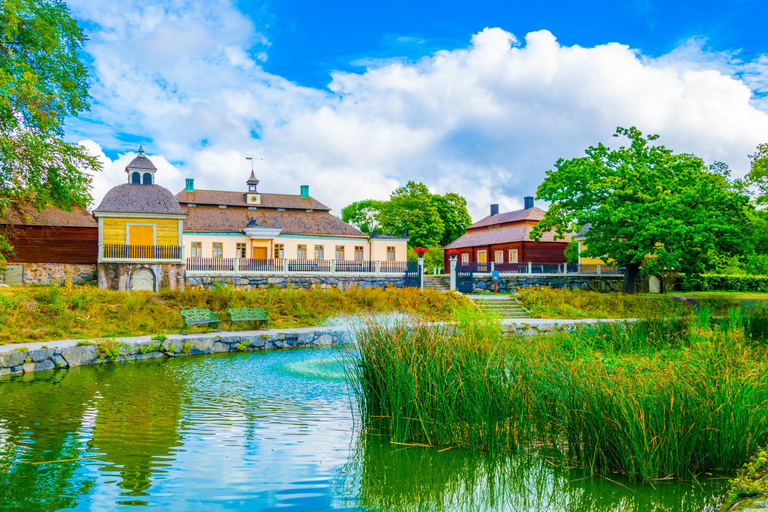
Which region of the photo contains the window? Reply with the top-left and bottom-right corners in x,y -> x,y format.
297,244 -> 307,260
461,253 -> 469,264
494,250 -> 503,263
191,242 -> 202,258
314,245 -> 324,260
509,249 -> 518,263
335,245 -> 345,260
131,172 -> 141,184
142,172 -> 152,185
236,243 -> 247,258
212,242 -> 223,258
386,246 -> 396,261
274,244 -> 284,259
354,246 -> 364,261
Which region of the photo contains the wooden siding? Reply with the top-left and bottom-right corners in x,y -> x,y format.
102,218 -> 180,245
522,242 -> 568,263
2,226 -> 98,264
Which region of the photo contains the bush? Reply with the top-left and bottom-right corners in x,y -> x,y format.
679,273 -> 768,292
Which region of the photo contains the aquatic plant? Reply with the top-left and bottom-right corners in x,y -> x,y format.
348,314 -> 768,482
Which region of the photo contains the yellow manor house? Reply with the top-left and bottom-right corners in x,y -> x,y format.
176,171 -> 407,265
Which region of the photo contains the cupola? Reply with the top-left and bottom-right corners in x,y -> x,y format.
125,146 -> 158,185
246,170 -> 261,205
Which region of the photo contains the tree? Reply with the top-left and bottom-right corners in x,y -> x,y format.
531,127 -> 750,293
432,193 -> 472,247
0,0 -> 101,264
747,143 -> 768,204
340,199 -> 383,235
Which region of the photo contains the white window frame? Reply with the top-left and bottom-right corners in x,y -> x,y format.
494,250 -> 503,263
477,250 -> 487,263
509,249 -> 518,263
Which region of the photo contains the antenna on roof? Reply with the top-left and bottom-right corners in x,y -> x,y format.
245,156 -> 263,172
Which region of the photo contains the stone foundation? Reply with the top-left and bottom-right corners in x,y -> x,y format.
473,274 -> 624,293
0,328 -> 350,376
0,263 -> 96,286
99,262 -> 185,291
186,273 -> 406,291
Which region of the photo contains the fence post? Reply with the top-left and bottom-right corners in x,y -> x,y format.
98,244 -> 103,262
418,257 -> 424,290
375,260 -> 381,275
562,263 -> 567,275
597,264 -> 601,275
283,259 -> 289,275
449,258 -> 457,291
528,262 -> 532,274
233,258 -> 239,273
490,262 -> 495,274
331,260 -> 336,273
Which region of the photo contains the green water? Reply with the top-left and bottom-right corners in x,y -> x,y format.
0,348 -> 727,511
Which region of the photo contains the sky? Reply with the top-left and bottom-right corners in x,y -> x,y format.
64,0 -> 768,220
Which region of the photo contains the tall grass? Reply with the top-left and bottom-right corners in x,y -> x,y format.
0,285 -> 468,343
348,312 -> 768,481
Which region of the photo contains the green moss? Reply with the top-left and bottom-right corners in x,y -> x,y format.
181,342 -> 192,354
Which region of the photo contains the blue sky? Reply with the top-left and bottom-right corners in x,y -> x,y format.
67,0 -> 768,218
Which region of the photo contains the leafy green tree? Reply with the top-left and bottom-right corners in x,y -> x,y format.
432,193 -> 472,246
378,182 -> 444,248
747,143 -> 768,204
340,199 -> 383,235
532,127 -> 750,293
0,0 -> 101,264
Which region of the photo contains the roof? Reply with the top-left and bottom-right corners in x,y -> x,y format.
372,234 -> 407,241
576,223 -> 591,237
175,189 -> 330,211
467,207 -> 547,230
125,150 -> 157,171
444,223 -> 570,249
1,206 -> 96,228
182,206 -> 366,237
94,184 -> 185,215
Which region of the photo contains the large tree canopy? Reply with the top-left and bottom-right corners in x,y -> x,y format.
747,143 -> 768,205
531,127 -> 750,293
341,181 -> 472,249
0,0 -> 100,263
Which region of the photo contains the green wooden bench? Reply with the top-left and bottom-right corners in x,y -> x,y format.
180,308 -> 221,334
228,307 -> 269,331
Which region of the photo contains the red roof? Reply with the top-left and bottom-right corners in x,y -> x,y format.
467,207 -> 546,230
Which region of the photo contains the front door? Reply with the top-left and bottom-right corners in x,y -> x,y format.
128,225 -> 154,258
477,250 -> 486,264
253,247 -> 268,260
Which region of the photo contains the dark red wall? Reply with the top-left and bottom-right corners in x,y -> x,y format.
3,226 -> 98,264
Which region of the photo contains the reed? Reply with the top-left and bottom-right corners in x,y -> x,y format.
348,312 -> 768,482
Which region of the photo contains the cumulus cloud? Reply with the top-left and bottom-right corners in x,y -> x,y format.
67,1 -> 768,220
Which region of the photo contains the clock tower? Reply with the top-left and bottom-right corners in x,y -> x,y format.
246,170 -> 261,205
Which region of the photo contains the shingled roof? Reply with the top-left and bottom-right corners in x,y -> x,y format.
445,223 -> 570,249
126,148 -> 157,170
182,206 -> 366,237
175,190 -> 331,211
95,184 -> 185,215
1,206 -> 96,228
467,207 -> 547,230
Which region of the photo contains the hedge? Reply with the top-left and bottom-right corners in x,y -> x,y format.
678,273 -> 768,292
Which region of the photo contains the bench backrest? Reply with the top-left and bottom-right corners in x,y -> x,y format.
181,309 -> 216,322
228,307 -> 268,320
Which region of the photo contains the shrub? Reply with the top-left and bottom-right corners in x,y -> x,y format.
679,273 -> 768,292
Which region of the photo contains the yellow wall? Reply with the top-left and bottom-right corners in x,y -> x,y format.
183,233 -> 408,261
103,218 -> 181,246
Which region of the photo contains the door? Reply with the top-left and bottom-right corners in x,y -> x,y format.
253,247 -> 268,260
4,265 -> 22,285
129,225 -> 154,258
477,250 -> 486,263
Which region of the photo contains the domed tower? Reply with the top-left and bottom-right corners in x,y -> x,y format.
94,147 -> 187,292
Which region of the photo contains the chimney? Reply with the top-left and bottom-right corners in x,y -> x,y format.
372,230 -> 378,238
490,204 -> 499,216
185,178 -> 194,192
300,185 -> 309,198
402,230 -> 408,239
524,196 -> 534,209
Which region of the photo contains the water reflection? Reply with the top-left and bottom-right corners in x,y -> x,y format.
0,348 -> 727,511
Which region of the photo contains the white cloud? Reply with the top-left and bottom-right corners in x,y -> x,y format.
67,2 -> 768,220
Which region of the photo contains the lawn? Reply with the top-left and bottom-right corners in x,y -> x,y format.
0,285 -> 469,344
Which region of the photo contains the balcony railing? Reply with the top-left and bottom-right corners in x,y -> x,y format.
185,258 -> 413,274
101,244 -> 183,261
457,262 -> 622,275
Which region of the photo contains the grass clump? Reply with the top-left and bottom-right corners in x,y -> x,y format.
349,312 -> 768,482
0,286 -> 467,344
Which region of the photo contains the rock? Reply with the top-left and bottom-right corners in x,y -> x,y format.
1,351 -> 29,369
61,346 -> 98,367
51,354 -> 67,368
0,367 -> 10,377
125,352 -> 165,361
186,339 -> 214,354
211,341 -> 230,353
22,359 -> 55,373
314,334 -> 333,346
28,348 -> 55,362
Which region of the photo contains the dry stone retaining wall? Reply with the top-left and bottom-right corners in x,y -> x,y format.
0,328 -> 350,377
0,263 -> 96,286
473,274 -> 624,293
186,273 -> 406,291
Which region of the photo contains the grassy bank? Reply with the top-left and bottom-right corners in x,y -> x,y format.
348,309 -> 768,482
0,285 -> 468,344
516,286 -> 742,318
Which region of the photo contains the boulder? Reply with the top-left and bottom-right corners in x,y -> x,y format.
61,346 -> 98,367
28,348 -> 55,362
22,359 -> 55,373
1,350 -> 29,368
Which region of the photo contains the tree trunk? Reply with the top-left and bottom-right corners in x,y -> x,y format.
622,263 -> 641,294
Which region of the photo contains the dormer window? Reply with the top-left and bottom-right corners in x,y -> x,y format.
218,205 -> 227,209
277,208 -> 285,212
131,172 -> 141,184
143,172 -> 152,185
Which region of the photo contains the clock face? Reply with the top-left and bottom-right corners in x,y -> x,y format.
248,194 -> 260,204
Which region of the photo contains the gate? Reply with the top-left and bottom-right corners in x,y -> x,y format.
404,269 -> 421,288
456,267 -> 473,293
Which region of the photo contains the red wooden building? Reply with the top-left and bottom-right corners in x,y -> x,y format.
444,197 -> 569,268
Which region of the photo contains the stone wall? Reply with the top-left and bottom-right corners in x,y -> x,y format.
0,263 -> 96,286
186,273 -> 406,291
98,262 -> 185,291
0,328 -> 350,377
473,274 -> 624,293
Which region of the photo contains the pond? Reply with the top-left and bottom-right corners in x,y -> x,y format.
0,348 -> 727,511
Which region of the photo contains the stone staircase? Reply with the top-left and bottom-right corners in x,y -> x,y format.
423,275 -> 451,291
470,295 -> 531,319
